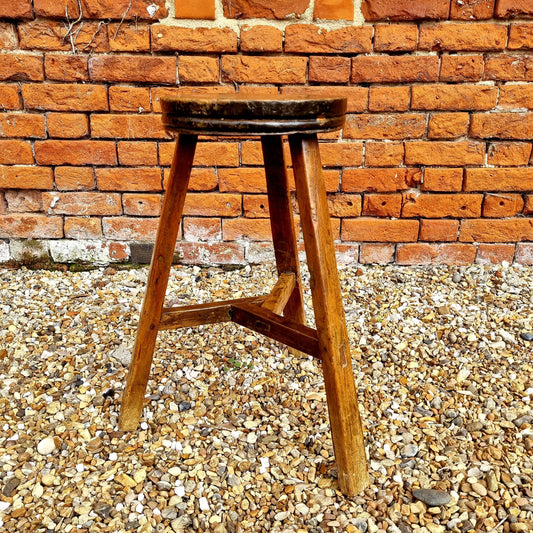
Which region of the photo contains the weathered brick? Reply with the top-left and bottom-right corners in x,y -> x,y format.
484,55 -> 530,81
0,84 -> 21,109
419,219 -> 459,241
498,84 -> 533,109
55,167 -> 95,190
0,0 -> 33,18
222,0 -> 309,19
397,243 -> 476,264
342,168 -> 420,192
123,194 -> 162,216
241,25 -> 283,52
0,140 -> 34,164
402,192 -> 482,218
351,56 -> 439,83
89,55 -> 176,84
151,25 -> 237,52
362,193 -> 402,217
420,23 -> 508,51
0,166 -> 53,189
35,141 -> 117,165
175,0 -> 215,19
103,217 -> 159,241
476,244 -> 515,264
219,168 -> 267,193
183,218 -> 221,242
495,0 -> 533,18
43,192 -> 122,215
470,112 -> 533,139
368,86 -> 410,112
482,193 -> 524,217
179,56 -> 220,83
374,23 -> 418,52
0,113 -> 45,138
118,141 -> 158,167
243,195 -> 270,218
0,215 -> 62,238
0,23 -> 17,49
80,0 -> 167,19
109,86 -> 151,113
280,86 -> 368,113
47,113 -> 89,138
422,168 -> 464,191
319,143 -> 364,167
182,193 -> 242,217
34,0 -> 80,18
22,83 -> 107,111
440,54 -> 484,82
285,25 -> 372,53
162,168 -> 219,192
365,142 -> 404,166
412,84 -> 497,110
64,217 -> 102,239
44,54 -> 89,81
509,23 -> 533,49
342,218 -> 419,242
450,0 -> 495,19
222,218 -> 272,241
362,0 -> 449,20
96,168 -> 162,191
359,243 -> 395,264
159,141 -> 239,168
488,142 -> 532,165
314,0 -> 354,19
152,86 -> 234,113
522,195 -> 533,214
327,194 -> 362,217
309,56 -> 350,83
515,243 -> 533,265
465,168 -> 533,191
178,242 -> 244,265
237,86 -> 280,99
221,56 -> 307,84
91,114 -> 169,139
0,53 -> 43,82
344,114 -> 426,140
405,141 -> 485,166
460,218 -> 533,242
428,112 -> 470,139
108,23 -> 150,52
5,190 -> 42,212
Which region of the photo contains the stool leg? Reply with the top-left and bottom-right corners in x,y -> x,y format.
289,133 -> 369,496
261,136 -> 306,327
119,133 -> 198,431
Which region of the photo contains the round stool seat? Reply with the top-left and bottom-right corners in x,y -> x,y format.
161,96 -> 347,136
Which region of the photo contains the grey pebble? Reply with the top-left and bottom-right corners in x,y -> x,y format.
93,502 -> 112,518
2,477 -> 20,497
401,444 -> 419,458
520,332 -> 533,341
412,488 -> 451,506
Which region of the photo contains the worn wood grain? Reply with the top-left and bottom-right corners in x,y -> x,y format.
261,272 -> 296,315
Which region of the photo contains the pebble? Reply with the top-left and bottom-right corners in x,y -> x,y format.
401,444 -> 419,458
413,489 -> 451,506
520,332 -> 533,341
36,437 -> 56,455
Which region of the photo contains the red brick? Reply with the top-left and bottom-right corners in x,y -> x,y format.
103,217 -> 159,241
368,86 -> 410,112
342,218 -> 419,242
151,25 -> 237,52
222,0 -> 309,19
523,195 -> 533,214
495,0 -> 533,18
498,84 -> 533,109
96,168 -> 162,191
162,141 -> 239,167
450,0 -> 495,19
89,55 -> 176,84
22,83 -> 107,111
362,193 -> 401,217
177,242 -> 244,264
240,25 -> 283,52
175,0 -> 215,19
34,0 -> 80,18
243,195 -> 270,218
0,140 -> 34,164
47,113 -> 89,138
309,56 -> 350,83
484,55 -> 531,81
236,86 -> 280,99
183,193 -> 242,217
183,218 -> 221,241
0,84 -> 21,109
362,0 -> 449,20
179,56 -> 220,83
422,168 -> 464,191
365,142 -> 404,166
460,218 -> 533,242
419,219 -> 459,241
91,114 -> 169,139
402,192 -> 482,218
43,192 -> 122,215
412,84 -> 497,110
344,114 -> 426,140
118,141 -> 158,166
109,87 -> 151,113
419,23 -> 508,51
482,193 -> 524,217
351,56 -> 439,83
509,23 -> 533,49
0,23 -> 17,49
465,168 -> 533,191
476,244 -> 515,264
515,243 -> 533,265
151,86 -> 234,113
0,167 -> 52,189
0,0 -> 33,18
280,86 -> 368,113
428,113 -> 470,139
397,243 -> 476,264
440,54 -> 484,82
123,194 -> 162,216
359,243 -> 395,263
218,168 -> 266,193
162,168 -> 219,192
342,168 -> 420,192
35,141 -> 117,165
221,56 -> 307,84
55,167 -> 95,190
327,194 -> 362,217
0,53 -> 43,82
108,23 -> 150,52
222,218 -> 272,241
4,190 -> 42,212
405,141 -> 485,166
470,112 -> 533,139
0,113 -> 45,138
285,24 -> 372,53
314,0 -> 354,19
374,24 -> 418,52
80,0 -> 167,20
319,143 -> 364,167
0,214 -> 62,238
44,54 -> 89,81
488,142 -> 532,165
64,217 -> 102,239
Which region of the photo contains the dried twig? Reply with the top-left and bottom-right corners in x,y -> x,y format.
487,515 -> 508,533
82,21 -> 105,51
113,0 -> 133,40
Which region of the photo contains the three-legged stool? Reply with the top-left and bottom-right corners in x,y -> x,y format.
118,96 -> 369,496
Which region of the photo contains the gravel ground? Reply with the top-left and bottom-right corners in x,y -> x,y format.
0,262 -> 532,533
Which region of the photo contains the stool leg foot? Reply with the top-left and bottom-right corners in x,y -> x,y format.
119,134 -> 198,431
289,134 -> 369,496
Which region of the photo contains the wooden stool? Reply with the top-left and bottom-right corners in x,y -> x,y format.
118,96 -> 369,496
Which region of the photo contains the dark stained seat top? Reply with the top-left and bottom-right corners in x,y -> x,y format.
160,96 -> 347,136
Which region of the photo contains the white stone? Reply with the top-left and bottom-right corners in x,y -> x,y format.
0,241 -> 10,262
37,437 -> 56,455
199,497 -> 209,511
49,240 -> 129,266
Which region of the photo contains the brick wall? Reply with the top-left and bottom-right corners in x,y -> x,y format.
0,0 -> 532,266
